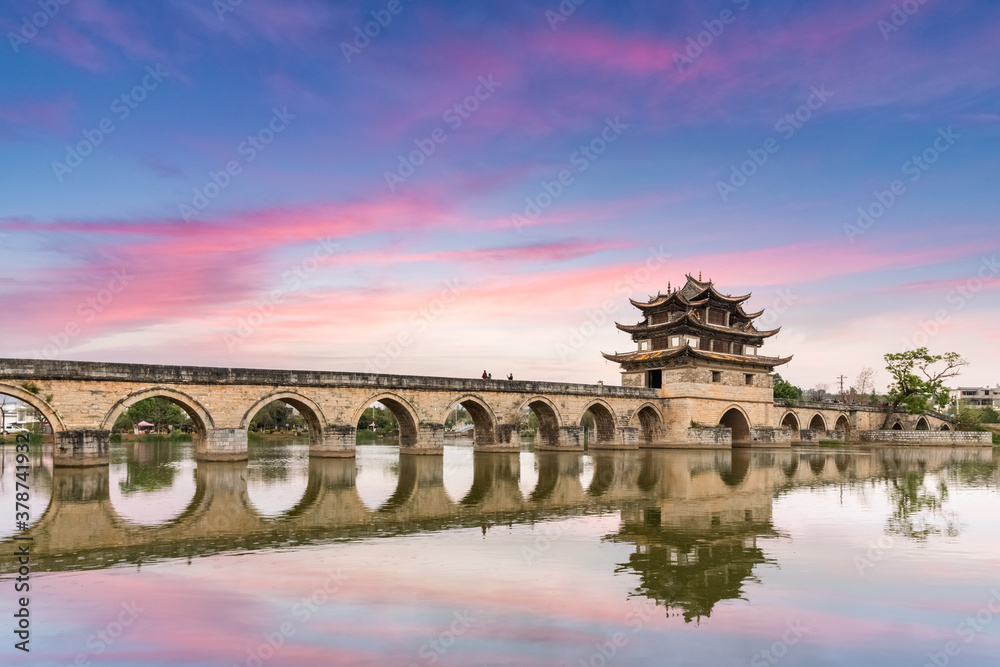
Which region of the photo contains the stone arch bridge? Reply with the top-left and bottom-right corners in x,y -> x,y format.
1,359 -> 966,466
1,359 -> 666,466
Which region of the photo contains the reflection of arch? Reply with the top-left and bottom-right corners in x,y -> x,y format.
780,412 -> 800,431
720,450 -> 751,487
0,382 -> 65,432
101,387 -> 214,435
580,399 -> 617,446
352,393 -> 420,447
441,395 -> 497,447
240,391 -> 327,445
891,422 -> 903,431
809,454 -> 826,475
835,415 -> 850,433
939,423 -> 952,431
630,402 -> 664,445
915,417 -> 929,431
781,452 -> 800,477
518,396 -> 562,449
719,407 -> 751,443
809,413 -> 826,431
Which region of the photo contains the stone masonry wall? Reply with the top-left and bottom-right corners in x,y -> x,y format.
859,430 -> 992,445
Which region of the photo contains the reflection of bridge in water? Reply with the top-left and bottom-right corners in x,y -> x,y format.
4,446 -> 995,619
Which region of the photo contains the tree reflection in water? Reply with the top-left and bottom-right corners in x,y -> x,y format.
885,471 -> 958,540
119,441 -> 181,494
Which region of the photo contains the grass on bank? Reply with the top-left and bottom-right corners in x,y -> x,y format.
110,431 -> 194,444
0,433 -> 45,446
818,440 -> 848,448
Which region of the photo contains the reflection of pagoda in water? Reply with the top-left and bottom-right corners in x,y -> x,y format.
610,508 -> 777,623
607,450 -> 781,622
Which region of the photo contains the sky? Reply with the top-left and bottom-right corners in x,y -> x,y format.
0,0 -> 998,390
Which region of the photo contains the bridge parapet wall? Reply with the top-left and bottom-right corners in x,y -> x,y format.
859,430 -> 991,445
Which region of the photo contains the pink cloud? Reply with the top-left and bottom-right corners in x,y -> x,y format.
0,96 -> 75,135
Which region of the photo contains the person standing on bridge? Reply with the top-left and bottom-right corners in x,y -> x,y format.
507,373 -> 513,381
482,370 -> 488,379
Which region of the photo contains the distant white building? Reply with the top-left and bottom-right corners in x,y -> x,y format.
0,398 -> 43,431
951,386 -> 1000,409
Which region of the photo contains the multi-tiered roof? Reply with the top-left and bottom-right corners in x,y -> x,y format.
602,274 -> 791,371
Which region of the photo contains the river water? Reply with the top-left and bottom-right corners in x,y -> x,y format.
1,438 -> 999,666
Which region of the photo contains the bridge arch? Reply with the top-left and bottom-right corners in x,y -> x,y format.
808,413 -> 826,431
915,416 -> 929,431
629,402 -> 664,445
352,392 -> 420,447
0,382 -> 65,432
101,386 -> 214,435
440,394 -> 498,447
580,398 -> 617,447
835,414 -> 850,434
780,412 -> 800,431
939,422 -> 952,431
517,396 -> 562,449
719,406 -> 751,443
891,421 -> 903,431
240,391 -> 328,445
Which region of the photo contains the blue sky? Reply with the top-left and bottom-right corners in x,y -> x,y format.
1,0 -> 998,389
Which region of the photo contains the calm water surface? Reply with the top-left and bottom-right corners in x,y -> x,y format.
1,438 -> 999,666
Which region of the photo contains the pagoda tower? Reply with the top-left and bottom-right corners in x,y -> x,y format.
602,274 -> 792,444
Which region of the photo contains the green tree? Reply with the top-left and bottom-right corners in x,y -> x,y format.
882,348 -> 968,428
772,373 -> 802,401
951,402 -> 984,431
978,406 -> 999,424
113,397 -> 190,431
445,406 -> 472,428
356,404 -> 398,434
250,401 -> 291,430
